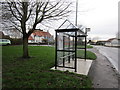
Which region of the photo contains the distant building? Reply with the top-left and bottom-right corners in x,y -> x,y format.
28,30 -> 54,43
0,31 -> 10,39
1,28 -> 22,39
96,40 -> 107,45
6,28 -> 22,39
105,38 -> 120,47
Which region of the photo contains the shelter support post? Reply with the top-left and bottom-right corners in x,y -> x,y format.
85,36 -> 87,61
63,36 -> 65,67
68,36 -> 70,63
55,31 -> 57,69
72,36 -> 75,60
75,31 -> 77,72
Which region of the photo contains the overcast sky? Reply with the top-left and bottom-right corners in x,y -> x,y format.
76,0 -> 119,40
44,0 -> 119,40
1,0 -> 119,40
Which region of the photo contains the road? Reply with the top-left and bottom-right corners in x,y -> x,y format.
94,46 -> 119,74
88,47 -> 119,88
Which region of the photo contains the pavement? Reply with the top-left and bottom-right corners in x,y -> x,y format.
51,59 -> 93,75
29,45 -> 53,46
88,47 -> 120,88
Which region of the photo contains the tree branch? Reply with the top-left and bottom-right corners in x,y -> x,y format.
13,2 -> 23,17
43,1 -> 72,20
7,2 -> 21,22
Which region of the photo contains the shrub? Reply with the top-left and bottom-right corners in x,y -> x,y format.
10,38 -> 23,45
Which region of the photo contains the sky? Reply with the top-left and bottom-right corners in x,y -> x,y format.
1,0 -> 119,40
76,0 -> 119,40
43,0 -> 119,41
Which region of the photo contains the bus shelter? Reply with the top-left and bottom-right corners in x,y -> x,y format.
55,20 -> 87,72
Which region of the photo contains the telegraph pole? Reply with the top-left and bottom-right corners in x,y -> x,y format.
75,0 -> 78,26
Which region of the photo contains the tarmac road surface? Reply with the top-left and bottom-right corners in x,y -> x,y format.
94,46 -> 119,74
88,47 -> 119,88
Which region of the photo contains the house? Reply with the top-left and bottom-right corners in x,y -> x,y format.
105,38 -> 120,47
0,31 -> 10,39
1,28 -> 22,39
96,40 -> 107,45
8,28 -> 22,38
28,30 -> 54,43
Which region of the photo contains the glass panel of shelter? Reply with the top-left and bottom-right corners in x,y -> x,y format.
56,31 -> 76,68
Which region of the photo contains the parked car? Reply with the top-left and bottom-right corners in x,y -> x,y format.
0,39 -> 11,45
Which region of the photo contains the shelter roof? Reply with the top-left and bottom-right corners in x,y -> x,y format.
55,19 -> 86,36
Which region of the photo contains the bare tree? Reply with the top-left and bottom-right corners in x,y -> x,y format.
3,0 -> 72,58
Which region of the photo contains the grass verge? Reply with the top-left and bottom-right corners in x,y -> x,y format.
2,46 -> 92,88
77,45 -> 93,49
77,50 -> 97,60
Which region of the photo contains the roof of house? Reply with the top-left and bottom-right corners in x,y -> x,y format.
0,31 -> 4,36
0,31 -> 10,39
97,40 -> 107,42
28,36 -> 34,40
107,38 -> 116,42
28,30 -> 52,40
33,30 -> 51,37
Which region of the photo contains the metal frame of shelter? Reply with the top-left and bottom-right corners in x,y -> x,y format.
55,20 -> 87,72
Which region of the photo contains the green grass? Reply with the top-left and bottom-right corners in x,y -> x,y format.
2,46 -> 92,88
77,45 -> 93,49
77,50 -> 97,60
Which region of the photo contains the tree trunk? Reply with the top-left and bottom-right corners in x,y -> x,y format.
22,36 -> 29,58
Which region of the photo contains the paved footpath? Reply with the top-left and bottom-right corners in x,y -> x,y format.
88,47 -> 120,88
